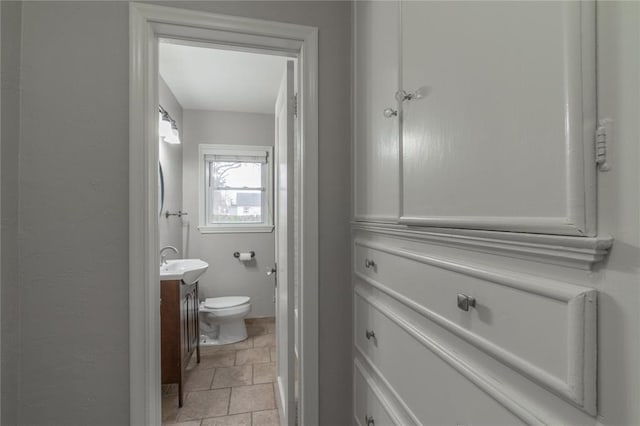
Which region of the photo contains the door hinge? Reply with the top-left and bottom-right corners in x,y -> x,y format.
293,93 -> 298,118
595,119 -> 613,172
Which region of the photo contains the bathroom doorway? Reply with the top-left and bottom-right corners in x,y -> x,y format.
129,4 -> 318,425
157,40 -> 295,424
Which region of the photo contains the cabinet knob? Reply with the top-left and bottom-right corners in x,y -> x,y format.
457,294 -> 476,312
396,89 -> 415,102
383,108 -> 398,118
365,329 -> 376,340
364,259 -> 376,269
396,87 -> 428,102
365,415 -> 375,426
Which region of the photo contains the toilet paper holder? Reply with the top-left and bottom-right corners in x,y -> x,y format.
233,251 -> 255,259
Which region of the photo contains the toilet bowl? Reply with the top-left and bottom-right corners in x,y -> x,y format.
199,296 -> 251,346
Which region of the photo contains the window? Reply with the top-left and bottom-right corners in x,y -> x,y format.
198,144 -> 273,233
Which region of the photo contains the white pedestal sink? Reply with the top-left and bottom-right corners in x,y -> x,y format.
160,259 -> 209,284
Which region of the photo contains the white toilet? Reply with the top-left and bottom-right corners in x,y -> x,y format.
199,296 -> 251,346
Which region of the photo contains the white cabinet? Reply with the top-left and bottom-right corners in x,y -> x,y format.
354,1 -> 597,236
399,2 -> 596,236
353,0 -> 400,222
352,1 -> 604,424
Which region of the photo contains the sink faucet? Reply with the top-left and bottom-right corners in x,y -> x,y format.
160,246 -> 179,265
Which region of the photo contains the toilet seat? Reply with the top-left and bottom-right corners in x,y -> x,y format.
203,296 -> 250,310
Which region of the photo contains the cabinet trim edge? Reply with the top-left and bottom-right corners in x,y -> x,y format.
352,222 -> 612,270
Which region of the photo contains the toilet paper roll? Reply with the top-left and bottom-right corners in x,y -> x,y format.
238,252 -> 253,261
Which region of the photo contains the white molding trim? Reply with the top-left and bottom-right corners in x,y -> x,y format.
397,2 -> 597,237
352,222 -> 613,270
354,239 -> 598,415
352,215 -> 398,224
354,289 -> 550,426
129,4 -> 318,425
353,358 -> 417,426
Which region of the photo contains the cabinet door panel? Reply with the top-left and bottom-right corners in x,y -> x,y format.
400,1 -> 595,235
354,0 -> 400,222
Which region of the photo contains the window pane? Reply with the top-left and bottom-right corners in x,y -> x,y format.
210,189 -> 263,223
212,161 -> 262,189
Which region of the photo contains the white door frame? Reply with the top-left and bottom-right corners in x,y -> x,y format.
129,3 -> 318,425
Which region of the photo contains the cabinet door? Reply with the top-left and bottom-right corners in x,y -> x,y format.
400,1 -> 596,236
353,0 -> 400,222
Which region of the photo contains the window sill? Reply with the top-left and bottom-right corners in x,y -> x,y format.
197,225 -> 274,234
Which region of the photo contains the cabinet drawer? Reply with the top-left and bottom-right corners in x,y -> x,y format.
354,362 -> 397,426
354,239 -> 597,414
355,291 -> 529,426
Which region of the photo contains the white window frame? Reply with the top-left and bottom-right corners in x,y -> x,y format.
198,144 -> 274,233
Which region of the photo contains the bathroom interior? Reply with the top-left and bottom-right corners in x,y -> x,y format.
156,40 -> 295,425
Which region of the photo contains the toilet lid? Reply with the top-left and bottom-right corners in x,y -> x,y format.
204,296 -> 250,309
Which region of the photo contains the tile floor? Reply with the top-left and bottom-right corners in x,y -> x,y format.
162,317 -> 280,426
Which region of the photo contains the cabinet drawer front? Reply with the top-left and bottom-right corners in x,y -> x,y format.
354,362 -> 398,426
355,292 -> 531,426
354,239 -> 597,414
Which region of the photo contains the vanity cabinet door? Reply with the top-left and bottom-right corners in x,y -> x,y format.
400,1 -> 596,236
353,0 -> 400,222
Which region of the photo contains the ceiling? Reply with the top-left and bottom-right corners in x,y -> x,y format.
159,42 -> 287,114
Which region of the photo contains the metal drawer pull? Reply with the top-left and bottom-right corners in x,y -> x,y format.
365,329 -> 376,340
457,294 -> 476,312
383,108 -> 398,118
365,415 -> 375,426
364,259 -> 376,269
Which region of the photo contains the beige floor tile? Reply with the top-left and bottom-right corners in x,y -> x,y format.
235,347 -> 270,365
266,322 -> 276,334
246,325 -> 268,337
253,334 -> 275,348
211,365 -> 252,389
253,362 -> 276,384
270,347 -> 276,362
228,384 -> 275,414
252,409 -> 280,426
184,367 -> 215,391
170,422 -> 202,426
199,351 -> 236,369
176,388 -> 231,421
162,383 -> 179,396
161,394 -> 179,423
201,413 -> 251,426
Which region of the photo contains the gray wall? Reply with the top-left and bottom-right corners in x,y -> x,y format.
159,76 -> 183,253
13,1 -> 351,424
592,2 -> 640,424
183,110 -> 276,318
18,2 -> 130,424
1,2 -> 22,424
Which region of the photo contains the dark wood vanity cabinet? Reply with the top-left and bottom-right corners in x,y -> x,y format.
161,280 -> 200,407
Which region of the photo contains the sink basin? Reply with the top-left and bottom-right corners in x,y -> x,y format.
160,259 -> 209,284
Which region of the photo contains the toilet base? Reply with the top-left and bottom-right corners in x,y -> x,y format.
200,319 -> 248,346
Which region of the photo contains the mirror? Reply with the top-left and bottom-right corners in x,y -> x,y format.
159,163 -> 165,216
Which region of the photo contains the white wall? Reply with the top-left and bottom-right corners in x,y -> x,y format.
159,76 -> 183,253
182,110 -> 276,318
1,2 -> 22,424
11,1 -> 352,424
